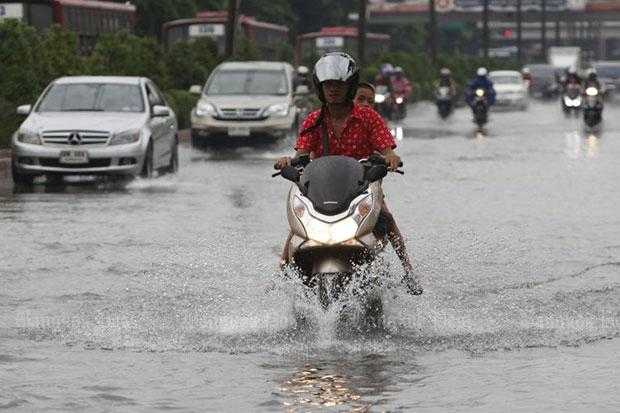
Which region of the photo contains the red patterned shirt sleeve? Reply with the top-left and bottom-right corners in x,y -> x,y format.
295,110 -> 321,153
365,108 -> 396,152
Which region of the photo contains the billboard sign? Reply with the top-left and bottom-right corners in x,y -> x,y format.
189,24 -> 225,38
0,3 -> 24,20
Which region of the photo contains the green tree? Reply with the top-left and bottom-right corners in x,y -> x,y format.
38,25 -> 84,84
132,0 -> 197,39
87,31 -> 169,87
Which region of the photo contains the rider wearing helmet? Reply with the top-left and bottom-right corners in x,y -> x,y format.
584,68 -> 601,90
465,67 -> 496,107
562,66 -> 582,89
294,65 -> 312,90
275,52 -> 422,295
390,66 -> 413,99
435,67 -> 457,97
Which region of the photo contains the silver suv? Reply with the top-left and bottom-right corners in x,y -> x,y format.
11,76 -> 178,185
190,61 -> 297,147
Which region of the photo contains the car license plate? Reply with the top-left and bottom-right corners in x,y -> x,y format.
228,127 -> 251,137
59,150 -> 89,164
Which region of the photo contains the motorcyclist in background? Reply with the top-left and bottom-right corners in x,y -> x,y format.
561,67 -> 582,90
294,65 -> 312,90
390,67 -> 413,99
584,68 -> 602,91
521,67 -> 532,90
375,63 -> 395,88
465,67 -> 496,107
435,67 -> 457,97
275,53 -> 422,295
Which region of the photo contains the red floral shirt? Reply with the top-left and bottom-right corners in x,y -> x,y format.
295,104 -> 396,160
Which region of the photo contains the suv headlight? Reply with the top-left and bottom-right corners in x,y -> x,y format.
16,131 -> 41,145
195,102 -> 216,117
109,129 -> 141,146
263,103 -> 289,117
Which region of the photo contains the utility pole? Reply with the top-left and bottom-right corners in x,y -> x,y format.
225,0 -> 239,58
429,0 -> 438,64
358,0 -> 367,68
482,0 -> 489,59
517,0 -> 523,63
541,0 -> 547,60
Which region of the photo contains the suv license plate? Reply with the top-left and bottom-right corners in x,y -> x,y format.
59,150 -> 89,164
228,127 -> 251,137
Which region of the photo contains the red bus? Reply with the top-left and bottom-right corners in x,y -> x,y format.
296,27 -> 391,65
0,1 -> 136,50
163,11 -> 290,60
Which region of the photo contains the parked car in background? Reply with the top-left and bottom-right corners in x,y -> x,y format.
189,61 -> 297,148
591,61 -> 620,99
489,70 -> 528,110
11,76 -> 178,186
526,64 -> 560,99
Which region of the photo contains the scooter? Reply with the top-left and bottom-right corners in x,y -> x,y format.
562,83 -> 583,116
374,85 -> 392,119
436,86 -> 453,119
472,88 -> 489,128
583,86 -> 603,129
274,154 -> 403,309
391,94 -> 407,121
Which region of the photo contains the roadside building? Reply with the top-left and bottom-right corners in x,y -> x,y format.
369,0 -> 620,61
296,26 -> 391,65
0,0 -> 136,51
162,11 -> 290,60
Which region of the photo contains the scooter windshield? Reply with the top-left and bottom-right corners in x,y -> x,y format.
300,156 -> 366,215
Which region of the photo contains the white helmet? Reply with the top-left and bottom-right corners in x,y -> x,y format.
297,65 -> 309,75
477,67 -> 488,77
522,67 -> 531,74
312,52 -> 360,103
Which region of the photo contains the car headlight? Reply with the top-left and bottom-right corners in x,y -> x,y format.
195,102 -> 216,117
16,131 -> 41,145
586,87 -> 598,97
109,129 -> 141,146
375,94 -> 386,103
263,103 -> 289,117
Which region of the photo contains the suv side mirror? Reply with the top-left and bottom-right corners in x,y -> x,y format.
295,85 -> 310,95
189,85 -> 202,95
17,105 -> 32,115
152,105 -> 170,117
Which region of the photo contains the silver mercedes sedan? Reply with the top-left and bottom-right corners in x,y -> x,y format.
11,76 -> 178,185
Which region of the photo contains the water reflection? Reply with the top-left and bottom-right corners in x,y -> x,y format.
564,131 -> 601,159
277,354 -> 418,412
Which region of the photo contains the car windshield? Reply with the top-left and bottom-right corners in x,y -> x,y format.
37,83 -> 145,113
490,75 -> 521,84
593,64 -> 620,78
205,70 -> 288,95
529,66 -> 557,79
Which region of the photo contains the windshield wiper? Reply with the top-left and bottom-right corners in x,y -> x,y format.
63,108 -> 104,112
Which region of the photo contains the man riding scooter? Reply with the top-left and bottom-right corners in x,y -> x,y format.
275,52 -> 422,295
465,67 -> 496,127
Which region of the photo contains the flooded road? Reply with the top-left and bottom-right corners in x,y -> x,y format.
1,101 -> 619,411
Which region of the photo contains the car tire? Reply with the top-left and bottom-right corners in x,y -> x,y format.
140,140 -> 154,179
11,157 -> 34,187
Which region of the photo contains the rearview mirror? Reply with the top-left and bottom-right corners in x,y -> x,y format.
152,105 -> 170,117
17,105 -> 32,115
189,85 -> 202,95
281,166 -> 300,182
295,85 -> 310,95
365,165 -> 388,183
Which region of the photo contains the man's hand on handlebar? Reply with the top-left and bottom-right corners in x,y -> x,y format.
381,149 -> 402,171
274,156 -> 292,170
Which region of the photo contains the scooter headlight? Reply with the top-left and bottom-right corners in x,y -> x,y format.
375,94 -> 386,103
395,97 -> 404,104
475,89 -> 485,97
586,87 -> 598,97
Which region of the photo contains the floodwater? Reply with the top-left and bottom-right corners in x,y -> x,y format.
1,101 -> 619,412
